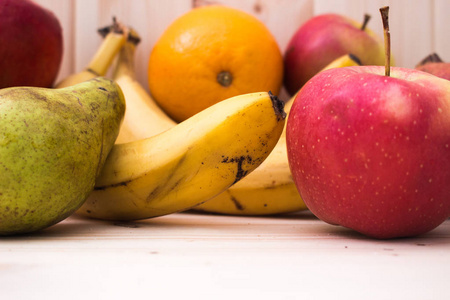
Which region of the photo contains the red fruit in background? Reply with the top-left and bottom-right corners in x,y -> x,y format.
286,66 -> 450,239
0,0 -> 63,88
283,13 -> 386,96
415,53 -> 450,81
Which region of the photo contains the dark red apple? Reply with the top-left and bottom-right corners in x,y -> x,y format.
415,53 -> 450,81
286,65 -> 450,239
283,13 -> 386,96
0,0 -> 63,88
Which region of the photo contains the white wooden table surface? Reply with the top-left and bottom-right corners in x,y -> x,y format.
1,211 -> 449,299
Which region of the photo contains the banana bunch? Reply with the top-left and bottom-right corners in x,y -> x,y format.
90,34 -> 304,216
56,26 -> 286,221
77,91 -> 285,221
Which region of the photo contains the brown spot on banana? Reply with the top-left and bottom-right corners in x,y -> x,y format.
221,155 -> 254,184
147,175 -> 186,202
145,153 -> 188,202
229,192 -> 245,211
94,180 -> 129,190
268,91 -> 286,121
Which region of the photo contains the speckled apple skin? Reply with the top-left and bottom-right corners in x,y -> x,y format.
286,66 -> 450,239
283,14 -> 385,96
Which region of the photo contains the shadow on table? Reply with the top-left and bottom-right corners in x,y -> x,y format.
306,220 -> 450,245
2,210 -> 449,247
185,208 -> 319,218
0,210 -> 317,239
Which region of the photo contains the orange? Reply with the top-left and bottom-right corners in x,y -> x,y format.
147,5 -> 283,122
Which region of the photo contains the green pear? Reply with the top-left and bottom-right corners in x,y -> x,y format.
0,77 -> 125,235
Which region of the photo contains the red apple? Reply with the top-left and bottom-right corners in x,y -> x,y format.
286,65 -> 450,239
283,13 -> 386,96
415,53 -> 450,81
0,0 -> 63,88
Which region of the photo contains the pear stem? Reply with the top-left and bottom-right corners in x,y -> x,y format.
361,14 -> 371,31
380,6 -> 391,77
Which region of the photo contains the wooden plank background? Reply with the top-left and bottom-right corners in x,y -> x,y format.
34,0 -> 449,93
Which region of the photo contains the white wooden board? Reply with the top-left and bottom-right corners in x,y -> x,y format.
34,0 -> 449,86
1,212 -> 450,299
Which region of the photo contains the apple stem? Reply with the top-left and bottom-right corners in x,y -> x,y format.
380,6 -> 391,77
361,14 -> 371,31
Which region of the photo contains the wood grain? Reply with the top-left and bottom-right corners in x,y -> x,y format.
1,212 -> 449,299
434,0 -> 450,62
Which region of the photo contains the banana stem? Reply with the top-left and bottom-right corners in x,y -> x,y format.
87,32 -> 127,76
380,6 -> 391,77
113,42 -> 137,80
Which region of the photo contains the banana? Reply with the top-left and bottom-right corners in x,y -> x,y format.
76,91 -> 286,221
192,53 -> 363,216
192,99 -> 304,215
318,53 -> 362,70
55,18 -> 127,88
113,34 -> 176,144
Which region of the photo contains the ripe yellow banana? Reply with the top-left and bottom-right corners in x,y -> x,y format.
192,53 -> 363,216
76,91 -> 286,221
318,53 -> 362,71
113,36 -> 176,144
192,99 -> 304,215
55,18 -> 127,88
